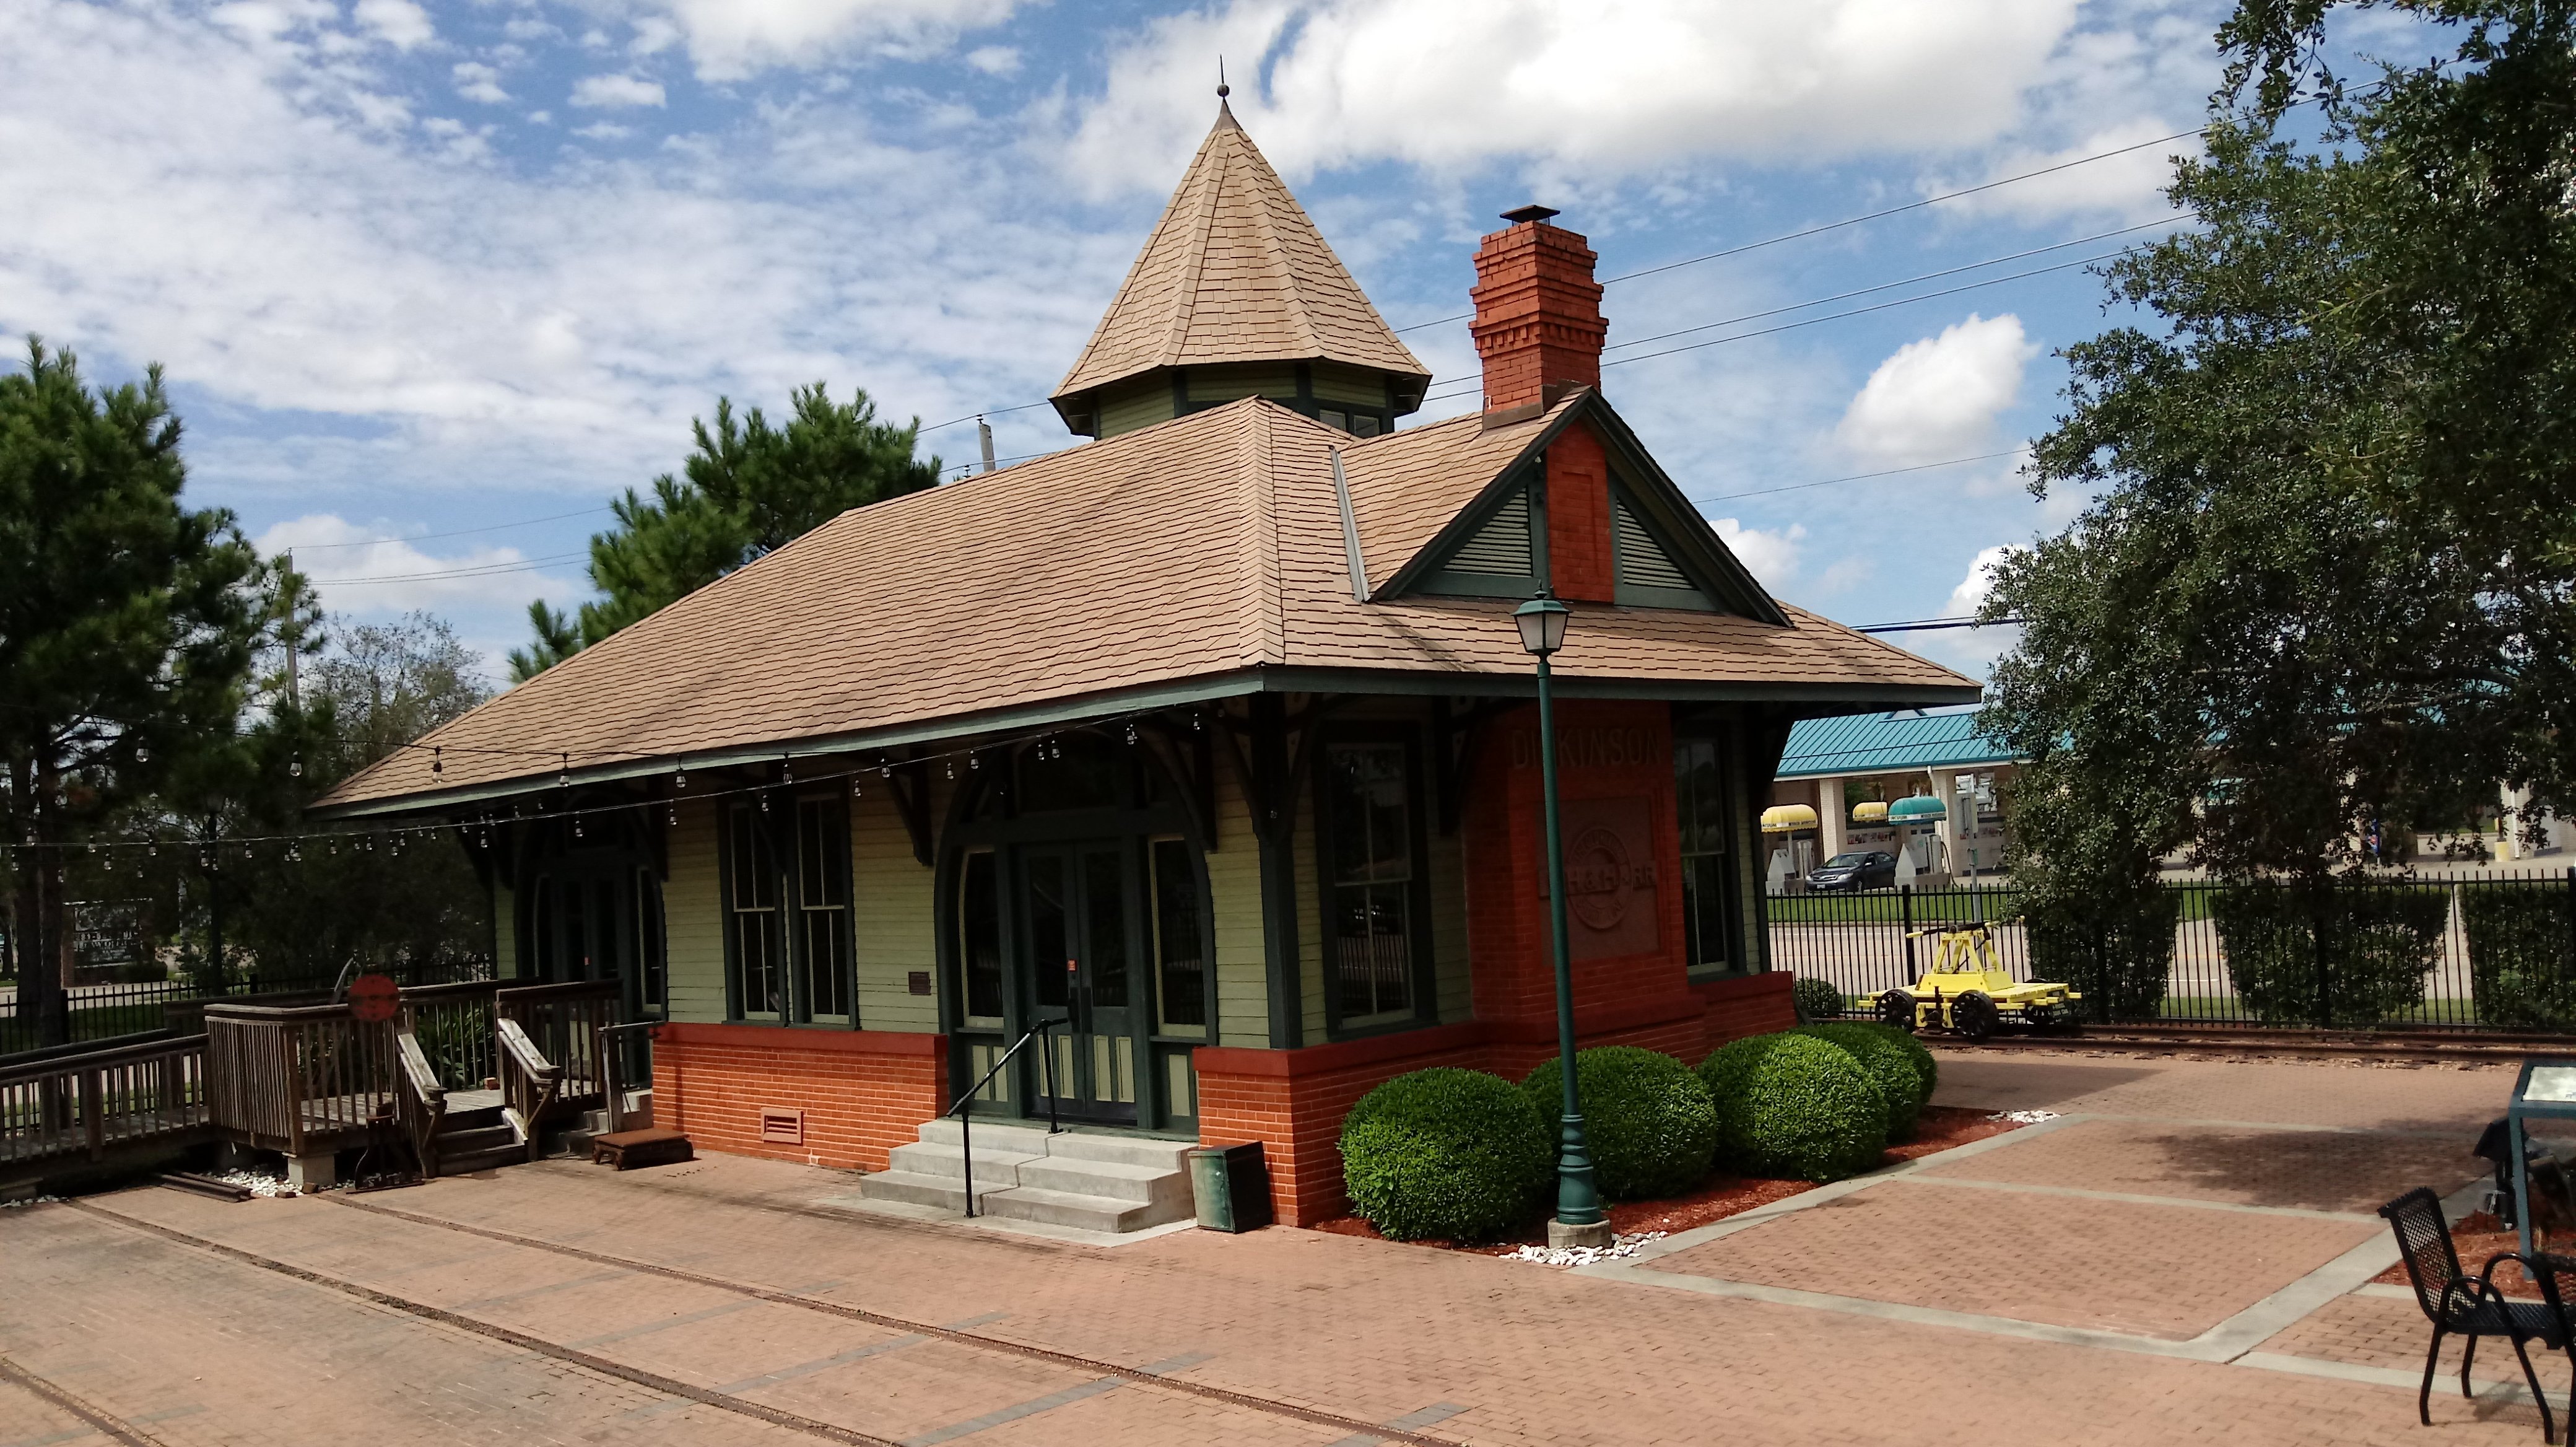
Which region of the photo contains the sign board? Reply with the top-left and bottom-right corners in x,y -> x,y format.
347,972 -> 399,1023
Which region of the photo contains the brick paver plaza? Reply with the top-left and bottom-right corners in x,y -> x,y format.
3,1052 -> 2564,1445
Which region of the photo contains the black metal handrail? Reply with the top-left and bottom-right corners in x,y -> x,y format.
948,1019 -> 1059,1219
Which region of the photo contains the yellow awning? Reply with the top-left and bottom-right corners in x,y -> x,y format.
1850,802 -> 1889,826
1760,804 -> 1819,834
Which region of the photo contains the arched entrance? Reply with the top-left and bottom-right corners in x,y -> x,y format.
937,730 -> 1213,1134
515,810 -> 666,1028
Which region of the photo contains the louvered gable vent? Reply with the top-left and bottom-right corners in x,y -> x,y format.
1447,489 -> 1533,575
1614,497 -> 1694,591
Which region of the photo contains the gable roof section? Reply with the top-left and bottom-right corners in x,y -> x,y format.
1354,390 -> 1786,624
1775,709 -> 2021,779
320,398 -> 1977,814
1050,105 -> 1429,421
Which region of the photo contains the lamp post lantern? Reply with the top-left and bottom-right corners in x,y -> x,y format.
1515,590 -> 1610,1249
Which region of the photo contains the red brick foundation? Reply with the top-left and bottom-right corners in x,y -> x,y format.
652,1023 -> 946,1172
1194,971 -> 1798,1227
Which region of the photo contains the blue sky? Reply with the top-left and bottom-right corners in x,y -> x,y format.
3,0 -> 2367,681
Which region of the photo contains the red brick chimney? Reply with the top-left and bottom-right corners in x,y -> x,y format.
1469,204 -> 1607,422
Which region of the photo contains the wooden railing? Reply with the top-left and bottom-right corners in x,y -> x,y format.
1,1033 -> 209,1172
495,1016 -> 562,1164
203,1003 -> 396,1156
399,979 -> 503,1090
393,1027 -> 448,1178
497,982 -> 617,1112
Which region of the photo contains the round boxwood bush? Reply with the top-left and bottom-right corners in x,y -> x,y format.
1519,1046 -> 1720,1199
1698,1033 -> 1889,1183
1791,976 -> 1847,1024
1793,1023 -> 1926,1138
1341,1067 -> 1551,1241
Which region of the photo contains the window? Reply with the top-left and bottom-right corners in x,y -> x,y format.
1150,837 -> 1207,1036
1321,738 -> 1424,1028
529,875 -> 556,979
795,797 -> 851,1020
1351,414 -> 1383,438
1320,407 -> 1349,431
957,850 -> 1004,1023
1675,735 -> 1743,973
726,803 -> 781,1016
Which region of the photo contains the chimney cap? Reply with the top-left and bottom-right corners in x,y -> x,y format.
1499,203 -> 1560,225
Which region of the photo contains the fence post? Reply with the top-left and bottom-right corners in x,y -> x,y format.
2313,885 -> 2334,1030
1900,886 -> 1917,981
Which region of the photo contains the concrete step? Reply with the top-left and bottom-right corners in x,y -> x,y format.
885,1140 -> 1039,1186
1014,1154 -> 1193,1209
1043,1134 -> 1194,1173
915,1119 -> 1055,1156
976,1186 -> 1192,1233
856,1169 -> 978,1213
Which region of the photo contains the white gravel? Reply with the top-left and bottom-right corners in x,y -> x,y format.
1500,1230 -> 1668,1268
1,1194 -> 63,1210
209,1169 -> 299,1199
1988,1109 -> 2063,1124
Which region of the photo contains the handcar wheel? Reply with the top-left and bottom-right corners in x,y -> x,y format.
1878,990 -> 1917,1033
1953,991 -> 1999,1043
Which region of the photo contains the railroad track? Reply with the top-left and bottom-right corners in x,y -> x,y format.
64,1193 -> 1464,1447
1935,1025 -> 2559,1063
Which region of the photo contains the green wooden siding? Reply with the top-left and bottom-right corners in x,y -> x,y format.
1185,365 -> 1299,404
1097,383 -> 1174,438
664,797 -> 727,1023
1295,779 -> 1327,1043
1308,364 -> 1388,408
1209,763 -> 1269,1046
852,781 -> 938,1032
491,883 -> 518,980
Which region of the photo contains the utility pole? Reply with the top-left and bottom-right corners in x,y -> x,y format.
977,417 -> 996,474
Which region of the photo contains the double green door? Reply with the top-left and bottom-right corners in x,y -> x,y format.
1019,841 -> 1140,1124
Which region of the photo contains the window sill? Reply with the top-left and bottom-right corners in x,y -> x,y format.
1323,1012 -> 1437,1045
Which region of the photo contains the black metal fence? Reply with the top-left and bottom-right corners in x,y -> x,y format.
1769,868 -> 2576,1032
0,956 -> 494,1058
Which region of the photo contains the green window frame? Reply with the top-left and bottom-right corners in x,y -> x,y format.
1315,727 -> 1435,1036
723,800 -> 784,1020
1676,733 -> 1747,975
793,795 -> 854,1023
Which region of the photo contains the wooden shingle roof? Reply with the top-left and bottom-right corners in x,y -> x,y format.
319,397 -> 1978,815
1050,103 -> 1430,421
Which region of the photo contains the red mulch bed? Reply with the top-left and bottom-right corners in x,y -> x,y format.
1310,1104 -> 2027,1253
2373,1210 -> 2559,1300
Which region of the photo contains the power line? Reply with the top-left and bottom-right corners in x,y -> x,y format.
1856,615 -> 2024,633
1697,450 -> 2030,506
315,551 -> 589,586
1387,126 -> 2208,334
284,506 -> 614,551
918,399 -> 1055,436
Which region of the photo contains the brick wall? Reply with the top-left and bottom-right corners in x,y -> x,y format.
1544,422 -> 1616,603
1468,213 -> 1607,415
653,1023 -> 945,1171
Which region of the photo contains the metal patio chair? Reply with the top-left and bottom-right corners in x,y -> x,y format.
2381,1187 -> 2568,1440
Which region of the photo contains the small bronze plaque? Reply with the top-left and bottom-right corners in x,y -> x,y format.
907,970 -> 933,996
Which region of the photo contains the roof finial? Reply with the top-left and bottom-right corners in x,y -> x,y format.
1217,56 -> 1229,99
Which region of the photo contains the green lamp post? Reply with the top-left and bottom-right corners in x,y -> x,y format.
1515,590 -> 1611,1249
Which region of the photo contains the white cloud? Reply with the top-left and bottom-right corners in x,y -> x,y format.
453,61 -> 510,105
620,0 -> 1021,81
352,0 -> 433,49
1063,0 -> 2079,194
1926,118 -> 2202,224
965,45 -> 1020,76
1917,542 -> 2024,670
1712,517 -> 1805,588
1837,313 -> 2039,466
572,121 -> 633,140
572,72 -> 666,108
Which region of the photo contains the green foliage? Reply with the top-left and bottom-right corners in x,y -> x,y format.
2465,886 -> 2576,1029
1791,975 -> 1846,1024
2211,884 -> 2448,1026
1520,1047 -> 1720,1200
0,338 -> 272,1045
1791,1023 -> 1928,1138
2024,886 -> 2183,1024
1698,1034 -> 1889,1183
1982,1 -> 2576,891
1340,1068 -> 1550,1241
511,385 -> 939,679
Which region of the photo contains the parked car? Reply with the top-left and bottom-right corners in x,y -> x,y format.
1805,850 -> 1897,893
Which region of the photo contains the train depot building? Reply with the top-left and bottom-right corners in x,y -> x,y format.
318,102 -> 1977,1228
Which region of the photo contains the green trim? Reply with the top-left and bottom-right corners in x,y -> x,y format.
1310,721 -> 1438,1040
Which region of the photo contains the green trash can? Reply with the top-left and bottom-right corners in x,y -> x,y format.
1188,1142 -> 1273,1232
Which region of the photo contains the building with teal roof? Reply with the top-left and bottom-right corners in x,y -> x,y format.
1764,709 -> 2022,890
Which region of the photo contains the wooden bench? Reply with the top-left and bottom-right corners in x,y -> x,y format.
591,1128 -> 692,1171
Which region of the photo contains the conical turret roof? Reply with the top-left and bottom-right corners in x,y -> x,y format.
1051,102 -> 1430,428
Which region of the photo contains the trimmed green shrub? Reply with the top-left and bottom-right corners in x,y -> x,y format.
1520,1047 -> 1720,1199
2214,883 -> 2448,1027
1698,1033 -> 1889,1183
2466,886 -> 2576,1028
1870,1020 -> 1938,1104
1792,1023 -> 1927,1138
1341,1067 -> 1550,1241
2023,886 -> 2182,1023
1791,975 -> 1847,1024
